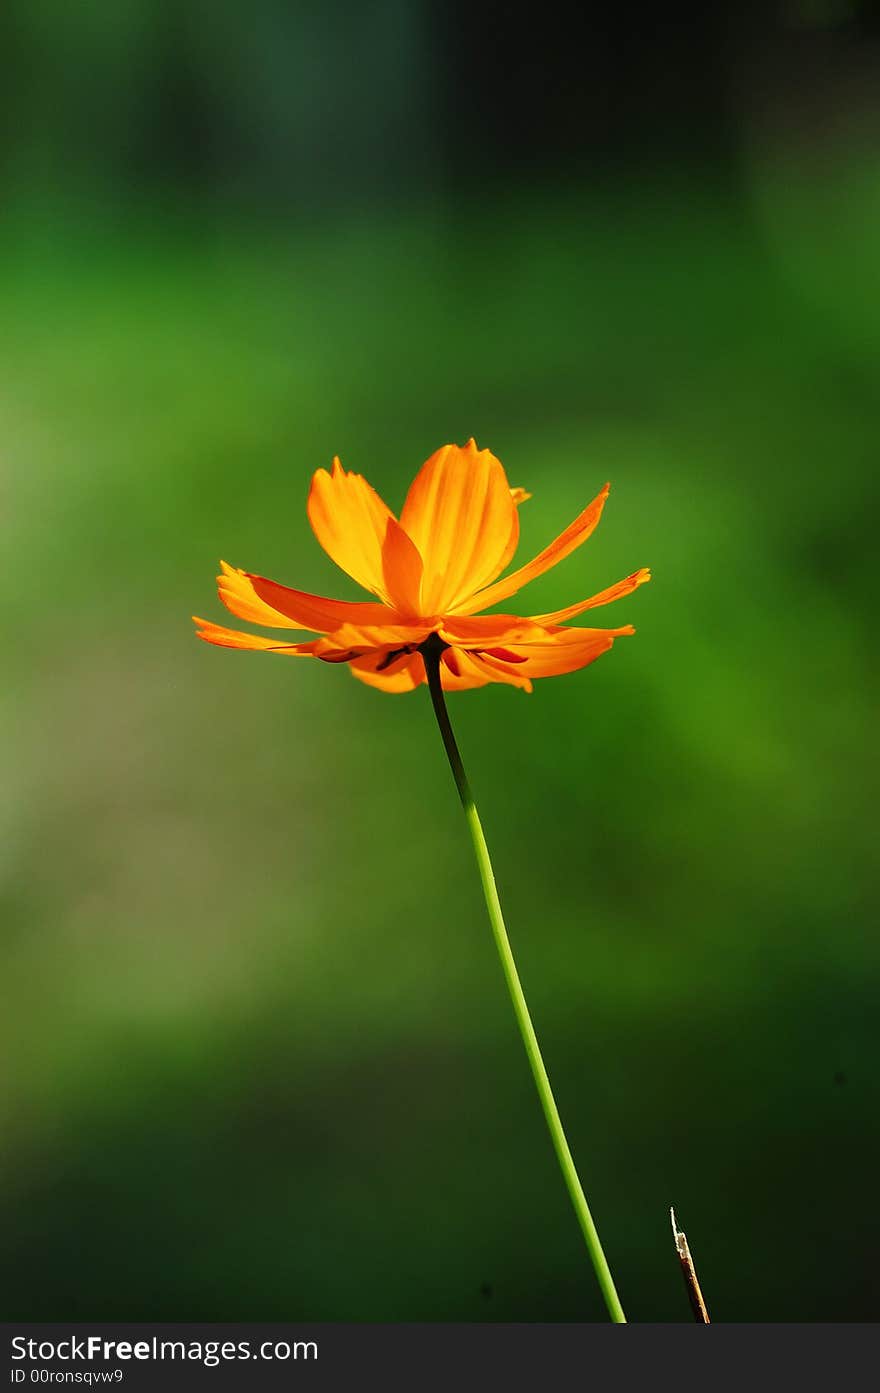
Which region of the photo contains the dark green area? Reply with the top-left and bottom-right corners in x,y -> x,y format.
1,158 -> 878,1321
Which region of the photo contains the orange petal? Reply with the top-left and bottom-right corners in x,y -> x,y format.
381,518 -> 424,616
452,483 -> 610,615
441,645 -> 528,691
307,456 -> 398,600
510,486 -> 532,505
193,617 -> 320,655
530,567 -> 652,625
438,647 -> 489,690
399,440 -> 519,613
217,561 -> 398,631
478,623 -> 633,682
439,613 -> 552,648
451,646 -> 533,692
349,650 -> 426,693
314,621 -> 432,660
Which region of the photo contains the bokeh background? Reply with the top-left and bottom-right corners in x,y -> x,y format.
2,1 -> 878,1322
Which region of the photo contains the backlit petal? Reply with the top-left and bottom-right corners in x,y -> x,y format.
350,650 -> 425,693
218,561 -> 397,631
452,483 -> 610,615
478,623 -> 633,682
399,439 -> 519,612
438,647 -> 489,690
307,456 -> 398,600
441,645 -> 527,691
381,518 -> 424,615
315,621 -> 432,660
439,614 -> 551,648
193,617 -> 321,655
530,567 -> 652,625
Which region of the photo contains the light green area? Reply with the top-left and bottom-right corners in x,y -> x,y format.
1,165 -> 878,1319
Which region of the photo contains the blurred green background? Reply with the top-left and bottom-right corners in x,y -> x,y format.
2,2 -> 878,1322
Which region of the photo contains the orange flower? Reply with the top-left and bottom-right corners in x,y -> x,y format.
193,440 -> 650,693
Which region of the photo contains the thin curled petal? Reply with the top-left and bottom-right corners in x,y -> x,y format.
193,617 -> 321,655
400,440 -> 519,613
218,561 -> 396,631
530,567 -> 652,625
452,483 -> 610,615
307,457 -> 397,600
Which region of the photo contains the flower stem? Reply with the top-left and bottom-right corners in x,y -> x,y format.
423,643 -> 626,1324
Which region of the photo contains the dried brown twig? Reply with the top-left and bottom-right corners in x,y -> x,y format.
670,1206 -> 710,1323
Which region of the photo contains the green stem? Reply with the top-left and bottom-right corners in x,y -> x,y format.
423,642 -> 626,1324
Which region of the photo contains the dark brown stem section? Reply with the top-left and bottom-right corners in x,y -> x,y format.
671,1207 -> 710,1323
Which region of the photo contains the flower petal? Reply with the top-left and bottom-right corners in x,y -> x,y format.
478,623 -> 633,682
452,483 -> 610,614
381,518 -> 424,616
315,621 -> 432,660
193,617 -> 321,655
530,567 -> 652,625
349,650 -> 425,693
307,456 -> 398,600
441,645 -> 525,691
217,561 -> 398,631
439,613 -> 552,648
399,439 -> 519,613
439,647 -> 488,690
